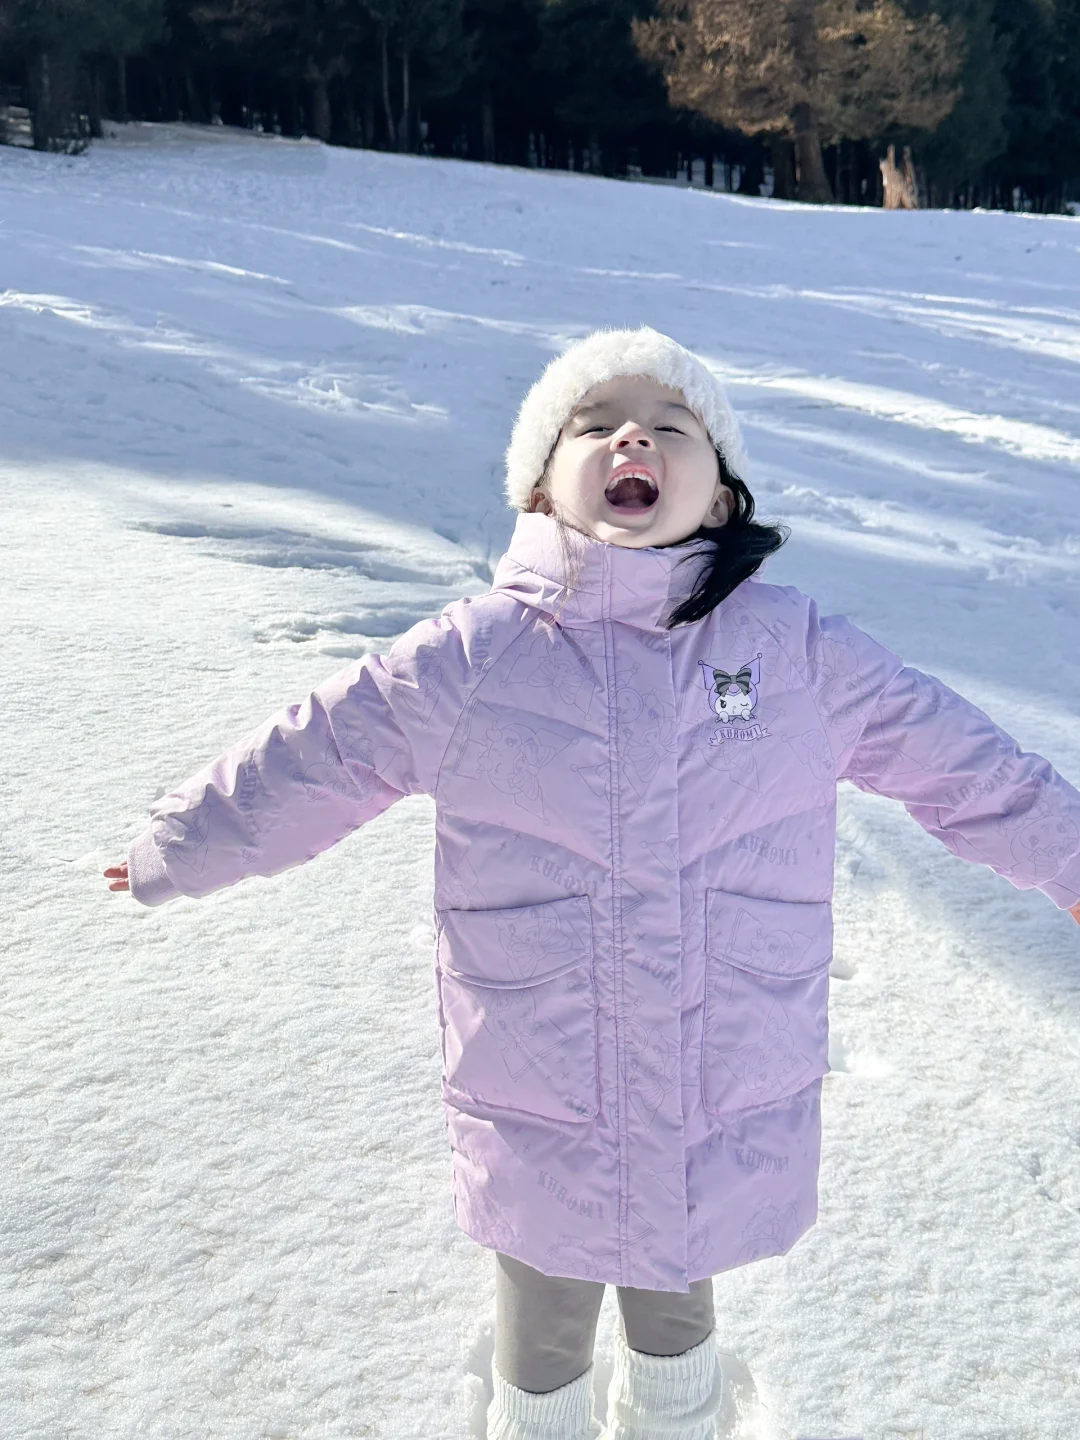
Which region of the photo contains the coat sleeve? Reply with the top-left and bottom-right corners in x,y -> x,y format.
800,598 -> 1080,911
126,605 -> 478,907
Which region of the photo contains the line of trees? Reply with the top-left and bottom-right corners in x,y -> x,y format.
1,0 -> 1078,211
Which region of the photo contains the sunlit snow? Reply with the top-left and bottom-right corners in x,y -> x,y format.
2,121 -> 1079,1440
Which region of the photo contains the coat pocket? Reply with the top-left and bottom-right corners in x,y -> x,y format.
701,887 -> 833,1118
434,894 -> 599,1124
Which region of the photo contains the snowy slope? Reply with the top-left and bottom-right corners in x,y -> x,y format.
1,121 -> 1079,1440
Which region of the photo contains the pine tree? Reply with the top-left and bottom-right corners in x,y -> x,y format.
363,0 -> 470,151
633,0 -> 964,203
0,0 -> 164,148
1048,0 -> 1080,201
86,0 -> 165,129
903,0 -> 1008,203
537,0 -> 679,175
192,0 -> 363,141
989,0 -> 1056,203
461,0 -> 542,163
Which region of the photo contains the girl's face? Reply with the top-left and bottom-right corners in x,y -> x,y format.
529,375 -> 733,548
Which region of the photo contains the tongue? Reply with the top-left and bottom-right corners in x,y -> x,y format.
606,476 -> 656,510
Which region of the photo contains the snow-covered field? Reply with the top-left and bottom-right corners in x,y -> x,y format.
2,121 -> 1079,1440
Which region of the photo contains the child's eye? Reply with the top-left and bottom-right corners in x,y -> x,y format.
583,425 -> 612,434
657,426 -> 684,434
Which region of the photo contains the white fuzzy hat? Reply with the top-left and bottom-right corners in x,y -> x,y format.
504,326 -> 748,511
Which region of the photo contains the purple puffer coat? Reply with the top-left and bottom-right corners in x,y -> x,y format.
128,512 -> 1080,1292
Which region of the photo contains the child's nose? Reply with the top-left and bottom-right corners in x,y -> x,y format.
610,422 -> 655,450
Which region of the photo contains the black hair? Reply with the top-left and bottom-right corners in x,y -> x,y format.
530,445 -> 789,629
664,447 -> 790,628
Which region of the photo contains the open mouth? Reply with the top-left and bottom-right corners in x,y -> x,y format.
604,469 -> 659,512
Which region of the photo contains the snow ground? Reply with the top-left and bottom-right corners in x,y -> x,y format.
1,120 -> 1079,1440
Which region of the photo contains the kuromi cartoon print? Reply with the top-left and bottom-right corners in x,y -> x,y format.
448,697 -> 576,823
496,904 -> 581,979
479,987 -> 570,1081
701,655 -> 760,723
500,628 -> 599,717
737,1200 -> 800,1265
699,652 -> 771,744
616,677 -> 679,799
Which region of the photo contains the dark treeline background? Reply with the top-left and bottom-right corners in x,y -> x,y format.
1,0 -> 1078,212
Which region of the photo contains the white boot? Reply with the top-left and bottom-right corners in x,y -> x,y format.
600,1329 -> 724,1440
488,1361 -> 603,1440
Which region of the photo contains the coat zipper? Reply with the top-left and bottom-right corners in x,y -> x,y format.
601,549 -> 630,1284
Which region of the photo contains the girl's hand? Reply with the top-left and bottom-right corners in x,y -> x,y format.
1071,900 -> 1080,925
104,861 -> 129,892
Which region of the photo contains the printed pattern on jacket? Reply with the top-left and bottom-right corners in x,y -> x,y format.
127,512 -> 1080,1291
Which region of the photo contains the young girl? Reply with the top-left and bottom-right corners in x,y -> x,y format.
105,327 -> 1080,1440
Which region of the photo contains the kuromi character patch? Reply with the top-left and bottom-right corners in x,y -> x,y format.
699,652 -> 771,745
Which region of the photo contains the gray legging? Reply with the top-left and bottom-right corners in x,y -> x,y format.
495,1252 -> 716,1395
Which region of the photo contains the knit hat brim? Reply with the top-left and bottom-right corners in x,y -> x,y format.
504,326 -> 748,511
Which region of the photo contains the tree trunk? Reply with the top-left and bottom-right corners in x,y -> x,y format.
31,51 -> 53,150
824,143 -> 838,198
309,65 -> 330,142
787,0 -> 832,205
87,56 -> 103,138
184,62 -> 205,124
380,28 -> 395,148
791,102 -> 833,203
704,153 -> 714,188
901,146 -> 919,208
481,89 -> 495,164
117,54 -> 128,122
30,48 -> 87,152
162,67 -> 176,123
838,138 -> 857,205
769,135 -> 797,199
736,151 -> 764,195
399,44 -> 410,150
282,79 -> 299,137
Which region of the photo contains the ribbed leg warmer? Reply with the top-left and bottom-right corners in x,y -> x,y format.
600,1329 -> 723,1440
488,1361 -> 603,1440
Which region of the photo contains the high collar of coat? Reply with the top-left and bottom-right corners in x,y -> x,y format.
490,512 -> 720,632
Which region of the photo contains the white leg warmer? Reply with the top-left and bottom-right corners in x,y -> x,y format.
600,1330 -> 724,1440
488,1361 -> 603,1440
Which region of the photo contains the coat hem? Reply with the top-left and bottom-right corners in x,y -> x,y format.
455,1209 -> 819,1293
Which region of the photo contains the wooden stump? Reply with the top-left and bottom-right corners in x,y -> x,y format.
880,143 -> 919,209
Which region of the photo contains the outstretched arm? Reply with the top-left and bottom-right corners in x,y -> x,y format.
799,600 -> 1080,914
114,608 -> 474,907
